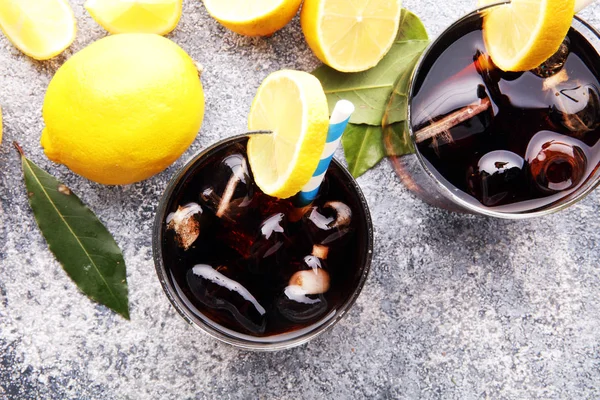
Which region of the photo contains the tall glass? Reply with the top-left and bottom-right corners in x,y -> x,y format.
384,4 -> 600,219
153,135 -> 373,351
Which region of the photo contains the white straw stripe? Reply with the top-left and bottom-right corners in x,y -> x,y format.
330,100 -> 355,125
296,100 -> 355,205
303,172 -> 327,192
322,140 -> 340,157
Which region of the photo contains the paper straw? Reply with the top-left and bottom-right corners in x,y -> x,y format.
296,100 -> 355,206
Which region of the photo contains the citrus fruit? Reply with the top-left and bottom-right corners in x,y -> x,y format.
202,0 -> 302,37
247,70 -> 329,199
85,0 -> 183,35
479,0 -> 575,71
0,0 -> 76,60
41,34 -> 205,185
301,0 -> 402,73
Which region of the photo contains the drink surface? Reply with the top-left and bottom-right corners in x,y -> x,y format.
161,137 -> 368,338
411,13 -> 600,211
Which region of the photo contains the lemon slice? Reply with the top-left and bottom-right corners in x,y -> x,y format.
479,0 -> 575,72
0,0 -> 76,60
301,0 -> 402,73
203,0 -> 302,37
85,0 -> 182,35
247,70 -> 329,199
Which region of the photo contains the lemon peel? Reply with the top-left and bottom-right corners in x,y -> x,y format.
41,34 -> 205,185
203,0 -> 302,37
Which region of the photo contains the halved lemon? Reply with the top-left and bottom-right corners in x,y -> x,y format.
301,0 -> 402,73
0,0 -> 76,60
85,0 -> 182,35
203,0 -> 302,37
247,70 -> 329,199
479,0 -> 575,71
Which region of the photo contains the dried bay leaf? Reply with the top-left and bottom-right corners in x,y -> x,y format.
313,9 -> 429,126
15,144 -> 129,319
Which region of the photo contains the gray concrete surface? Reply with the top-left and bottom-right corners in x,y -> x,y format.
1,0 -> 600,399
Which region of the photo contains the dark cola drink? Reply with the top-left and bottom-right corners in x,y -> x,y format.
161,137 -> 369,337
410,14 -> 600,209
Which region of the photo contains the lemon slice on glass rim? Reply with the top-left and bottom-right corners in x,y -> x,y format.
247,70 -> 330,199
478,0 -> 575,71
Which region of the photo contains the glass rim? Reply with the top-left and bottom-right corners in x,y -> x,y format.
406,3 -> 600,219
152,133 -> 374,351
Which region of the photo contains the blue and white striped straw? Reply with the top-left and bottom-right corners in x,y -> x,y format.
297,100 -> 355,206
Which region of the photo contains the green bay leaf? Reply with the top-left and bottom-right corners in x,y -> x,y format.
18,148 -> 129,319
382,120 -> 415,157
313,9 -> 429,126
341,124 -> 386,178
383,53 -> 422,125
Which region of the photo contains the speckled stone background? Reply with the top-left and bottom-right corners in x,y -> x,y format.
1,1 -> 600,399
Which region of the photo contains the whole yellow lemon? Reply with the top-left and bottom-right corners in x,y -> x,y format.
41,33 -> 204,185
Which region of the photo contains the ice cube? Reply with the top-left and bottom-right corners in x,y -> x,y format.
550,84 -> 600,135
276,285 -> 328,323
247,213 -> 290,274
303,201 -> 353,245
200,153 -> 254,220
253,190 -> 295,218
525,130 -> 588,193
186,264 -> 266,334
166,203 -> 203,250
531,37 -> 570,78
466,151 -> 526,206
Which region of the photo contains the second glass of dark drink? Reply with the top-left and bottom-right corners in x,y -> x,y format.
385,4 -> 600,217
153,135 -> 372,350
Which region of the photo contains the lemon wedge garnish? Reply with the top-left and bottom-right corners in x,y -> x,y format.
479,0 -> 575,71
0,0 -> 76,60
203,0 -> 302,37
85,0 -> 183,35
301,0 -> 402,73
247,70 -> 329,199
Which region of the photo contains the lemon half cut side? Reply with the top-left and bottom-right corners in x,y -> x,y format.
479,0 -> 575,72
0,0 -> 76,60
85,0 -> 183,35
247,70 -> 330,199
301,0 -> 403,72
